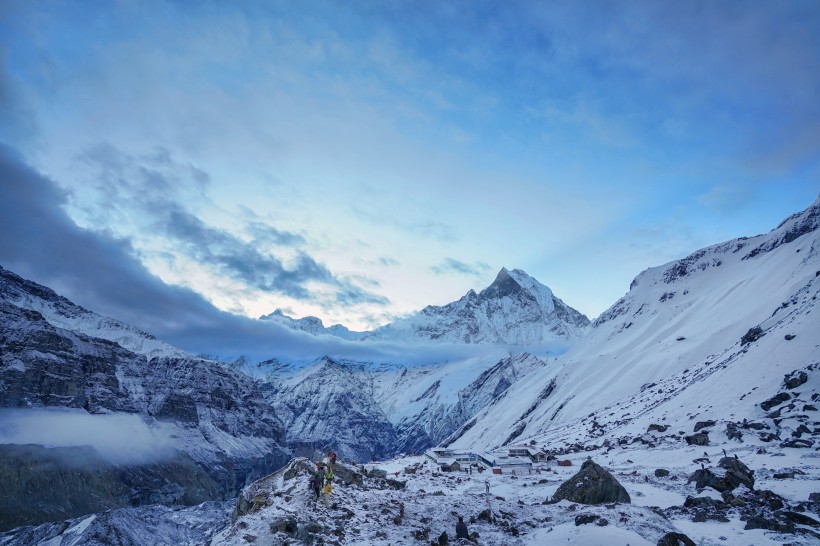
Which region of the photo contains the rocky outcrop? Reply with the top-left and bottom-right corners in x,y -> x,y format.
687,457 -> 754,493
552,459 -> 631,504
0,286 -> 289,531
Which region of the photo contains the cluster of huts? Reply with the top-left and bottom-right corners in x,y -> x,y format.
425,444 -> 552,474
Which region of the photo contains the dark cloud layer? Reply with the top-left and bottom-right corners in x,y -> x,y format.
0,143 -> 410,361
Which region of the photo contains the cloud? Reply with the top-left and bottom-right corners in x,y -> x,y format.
697,183 -> 755,212
351,205 -> 458,242
431,258 -> 491,277
72,142 -> 387,306
0,408 -> 176,465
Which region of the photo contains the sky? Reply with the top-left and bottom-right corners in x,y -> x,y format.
1,1 -> 819,356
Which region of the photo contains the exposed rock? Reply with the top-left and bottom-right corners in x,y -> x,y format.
780,438 -> 814,448
657,531 -> 696,546
654,469 -> 670,478
574,514 -> 597,526
687,457 -> 754,492
725,422 -> 743,441
552,459 -> 631,504
782,511 -> 820,528
647,424 -> 669,433
744,515 -> 795,533
685,432 -> 709,446
740,326 -> 764,345
477,509 -> 494,523
784,371 -> 808,389
761,392 -> 791,411
693,420 -> 715,432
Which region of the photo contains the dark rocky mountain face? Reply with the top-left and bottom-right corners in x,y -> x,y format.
0,287 -> 289,531
261,357 -> 399,463
261,353 -> 547,463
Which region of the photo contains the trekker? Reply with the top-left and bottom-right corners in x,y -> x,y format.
456,516 -> 469,540
323,450 -> 337,468
312,463 -> 324,500
321,460 -> 335,506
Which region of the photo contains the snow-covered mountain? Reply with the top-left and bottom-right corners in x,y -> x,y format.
258,352 -> 549,462
262,268 -> 590,346
363,268 -> 589,345
0,266 -> 187,359
259,309 -> 366,341
0,267 -> 290,531
447,195 -> 820,454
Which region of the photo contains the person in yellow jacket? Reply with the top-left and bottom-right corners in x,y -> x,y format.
321,459 -> 334,506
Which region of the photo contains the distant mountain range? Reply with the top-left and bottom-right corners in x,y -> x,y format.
261,267 -> 590,346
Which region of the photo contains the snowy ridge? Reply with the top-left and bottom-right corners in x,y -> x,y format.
448,196 -> 820,453
0,266 -> 188,360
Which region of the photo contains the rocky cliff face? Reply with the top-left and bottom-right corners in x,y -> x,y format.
0,270 -> 290,531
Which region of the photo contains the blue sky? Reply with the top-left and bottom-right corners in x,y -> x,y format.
1,0 -> 818,344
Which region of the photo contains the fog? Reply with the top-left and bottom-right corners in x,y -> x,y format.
0,408 -> 177,465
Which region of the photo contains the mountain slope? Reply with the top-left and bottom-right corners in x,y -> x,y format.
449,196 -> 820,452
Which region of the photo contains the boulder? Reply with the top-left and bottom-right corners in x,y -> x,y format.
655,469 -> 670,478
740,326 -> 764,345
685,432 -> 709,446
647,424 -> 669,433
657,532 -> 696,546
552,459 -> 631,505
